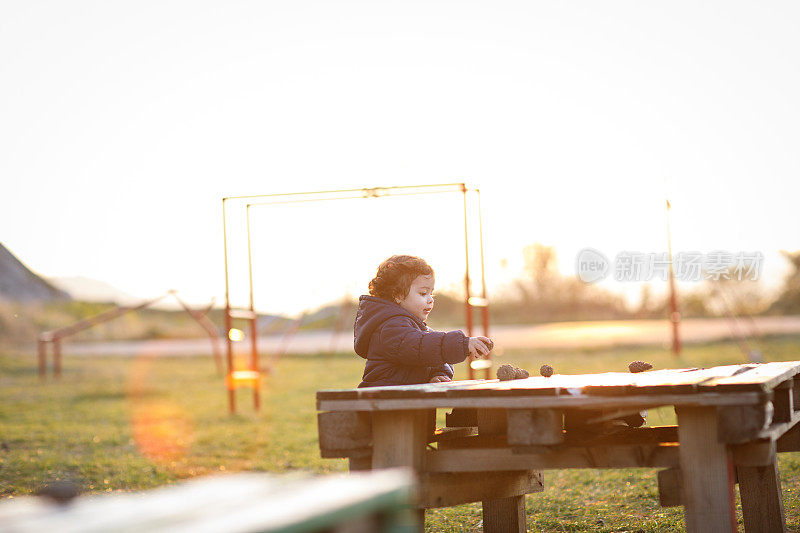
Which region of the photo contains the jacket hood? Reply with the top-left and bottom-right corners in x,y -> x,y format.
353,295 -> 426,358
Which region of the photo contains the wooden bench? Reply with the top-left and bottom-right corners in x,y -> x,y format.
0,469 -> 416,532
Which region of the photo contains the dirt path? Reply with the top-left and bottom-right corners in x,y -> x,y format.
61,315 -> 800,357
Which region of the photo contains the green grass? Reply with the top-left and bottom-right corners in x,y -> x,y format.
2,335 -> 800,531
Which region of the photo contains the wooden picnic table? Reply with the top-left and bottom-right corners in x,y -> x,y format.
317,361 -> 800,533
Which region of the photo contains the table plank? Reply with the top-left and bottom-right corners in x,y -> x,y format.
317,380 -> 486,400
419,471 -> 542,508
319,363 -> 794,402
447,372 -> 655,397
318,363 -> 800,406
440,377 -> 561,397
317,391 -> 763,412
583,366 -> 747,396
698,361 -> 800,392
425,444 -> 680,471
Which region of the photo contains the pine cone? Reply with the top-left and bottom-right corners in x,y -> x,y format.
622,411 -> 647,428
497,364 -> 517,381
628,361 -> 653,373
540,364 -> 554,377
515,367 -> 530,379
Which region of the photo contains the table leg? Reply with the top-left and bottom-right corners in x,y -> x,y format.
482,496 -> 526,533
372,409 -> 432,531
676,406 -> 737,533
738,460 -> 786,533
348,455 -> 372,472
477,409 -> 528,533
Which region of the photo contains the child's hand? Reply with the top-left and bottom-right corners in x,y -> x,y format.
429,375 -> 452,383
468,336 -> 493,359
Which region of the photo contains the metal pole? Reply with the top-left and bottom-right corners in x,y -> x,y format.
476,189 -> 490,379
172,294 -> 224,374
461,184 -> 474,380
53,338 -> 62,379
666,197 -> 681,356
223,183 -> 467,202
222,198 -> 235,413
38,339 -> 46,380
246,204 -> 260,410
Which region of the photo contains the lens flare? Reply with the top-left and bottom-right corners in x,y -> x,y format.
131,400 -> 193,464
470,359 -> 492,370
127,350 -> 194,467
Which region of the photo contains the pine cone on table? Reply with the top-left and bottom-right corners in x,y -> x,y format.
628,361 -> 653,373
497,364 -> 517,381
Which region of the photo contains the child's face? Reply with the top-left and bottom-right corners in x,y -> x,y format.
396,274 -> 435,322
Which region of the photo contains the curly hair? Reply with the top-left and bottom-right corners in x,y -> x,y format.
368,255 -> 434,301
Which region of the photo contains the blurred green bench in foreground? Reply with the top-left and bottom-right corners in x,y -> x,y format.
0,468 -> 417,533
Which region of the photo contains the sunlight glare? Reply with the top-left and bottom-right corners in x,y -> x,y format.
131,400 -> 193,465
470,359 -> 493,370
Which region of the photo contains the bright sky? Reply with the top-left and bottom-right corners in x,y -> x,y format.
2,1 -> 798,316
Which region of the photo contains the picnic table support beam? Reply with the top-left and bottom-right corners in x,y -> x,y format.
507,409 -> 563,446
773,380 -> 793,423
737,461 -> 786,533
371,409 -> 431,532
478,408 -> 528,533
348,455 -> 372,472
419,471 -> 542,509
482,496 -> 526,533
777,423 -> 800,452
657,468 -> 682,507
676,406 -> 737,533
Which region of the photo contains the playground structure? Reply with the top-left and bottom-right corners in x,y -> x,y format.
37,291 -> 222,379
221,183 -> 491,414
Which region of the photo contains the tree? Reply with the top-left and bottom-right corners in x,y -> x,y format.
506,243 -> 629,322
767,250 -> 800,315
704,266 -> 772,317
522,243 -> 558,301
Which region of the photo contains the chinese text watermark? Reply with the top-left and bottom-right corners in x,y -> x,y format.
576,248 -> 763,283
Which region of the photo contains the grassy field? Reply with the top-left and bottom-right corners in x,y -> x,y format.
2,335 -> 800,531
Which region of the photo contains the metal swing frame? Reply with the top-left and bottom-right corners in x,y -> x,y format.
221,183 -> 491,414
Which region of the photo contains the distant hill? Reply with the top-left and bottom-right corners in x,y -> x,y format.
0,242 -> 71,302
48,276 -> 138,305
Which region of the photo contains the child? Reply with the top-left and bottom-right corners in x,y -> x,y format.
355,254 -> 492,388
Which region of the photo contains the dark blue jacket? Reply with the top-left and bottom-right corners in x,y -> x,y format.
354,295 -> 468,387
